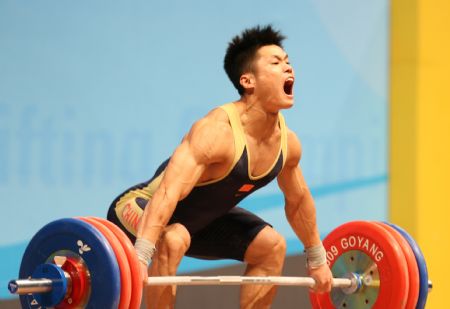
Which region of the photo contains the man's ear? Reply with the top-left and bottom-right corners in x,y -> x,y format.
239,73 -> 255,93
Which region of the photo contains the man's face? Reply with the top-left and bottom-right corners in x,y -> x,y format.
250,45 -> 295,111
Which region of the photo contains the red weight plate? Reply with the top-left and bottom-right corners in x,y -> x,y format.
55,256 -> 90,308
310,221 -> 409,309
90,217 -> 143,309
79,217 -> 132,309
376,222 -> 419,309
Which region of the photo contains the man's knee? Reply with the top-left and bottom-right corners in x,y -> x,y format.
158,223 -> 191,260
244,226 -> 287,267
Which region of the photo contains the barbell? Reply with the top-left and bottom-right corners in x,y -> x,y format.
7,217 -> 431,308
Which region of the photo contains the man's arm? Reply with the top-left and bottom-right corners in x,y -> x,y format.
277,130 -> 332,292
135,110 -> 231,261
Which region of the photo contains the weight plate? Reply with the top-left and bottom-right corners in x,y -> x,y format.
19,218 -> 120,308
385,222 -> 429,309
377,222 -> 419,308
91,217 -> 143,309
78,217 -> 132,309
310,221 -> 409,309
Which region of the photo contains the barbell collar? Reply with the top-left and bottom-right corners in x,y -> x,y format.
8,269 -> 72,296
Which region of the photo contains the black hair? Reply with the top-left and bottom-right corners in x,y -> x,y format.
223,25 -> 286,95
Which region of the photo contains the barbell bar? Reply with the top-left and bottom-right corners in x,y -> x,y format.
145,275 -> 358,288
9,274 -> 360,292
8,278 -> 54,294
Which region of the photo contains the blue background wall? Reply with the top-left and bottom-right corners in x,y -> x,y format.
0,0 -> 389,299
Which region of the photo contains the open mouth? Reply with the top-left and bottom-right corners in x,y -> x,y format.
283,78 -> 294,96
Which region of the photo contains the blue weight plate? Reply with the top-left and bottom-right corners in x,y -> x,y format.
386,222 -> 429,309
19,218 -> 120,308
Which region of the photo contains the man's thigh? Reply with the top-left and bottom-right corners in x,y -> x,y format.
186,207 -> 271,261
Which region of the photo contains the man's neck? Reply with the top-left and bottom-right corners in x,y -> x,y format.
235,97 -> 279,141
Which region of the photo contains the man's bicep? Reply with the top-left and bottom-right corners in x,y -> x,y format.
159,140 -> 207,200
158,115 -> 229,200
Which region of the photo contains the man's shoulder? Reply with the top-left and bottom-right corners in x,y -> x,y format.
286,128 -> 300,143
185,105 -> 234,163
285,128 -> 302,164
204,105 -> 231,122
193,105 -> 232,132
188,105 -> 233,141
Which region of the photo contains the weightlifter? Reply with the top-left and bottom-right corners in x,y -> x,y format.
107,25 -> 333,308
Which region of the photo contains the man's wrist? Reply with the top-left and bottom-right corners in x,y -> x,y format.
305,243 -> 327,269
135,238 -> 157,267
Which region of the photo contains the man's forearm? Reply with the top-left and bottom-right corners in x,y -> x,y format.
136,185 -> 178,243
284,191 -> 321,248
134,185 -> 179,266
